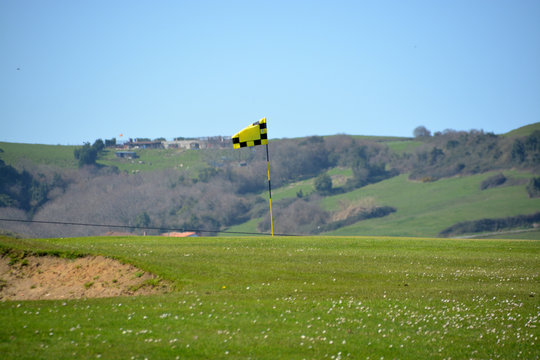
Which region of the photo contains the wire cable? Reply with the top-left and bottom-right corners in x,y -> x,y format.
0,217 -> 299,237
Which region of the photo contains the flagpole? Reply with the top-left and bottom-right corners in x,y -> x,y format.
265,143 -> 274,236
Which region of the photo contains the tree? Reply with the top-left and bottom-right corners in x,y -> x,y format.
511,139 -> 525,162
92,139 -> 105,152
198,167 -> 220,183
429,147 -> 445,165
74,143 -> 98,167
526,177 -> 540,198
314,173 -> 332,194
413,126 -> 431,138
105,138 -> 116,147
134,212 -> 151,228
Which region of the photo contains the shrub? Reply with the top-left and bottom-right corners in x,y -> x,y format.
73,143 -> 98,167
526,177 -> 540,198
413,125 -> 431,138
320,206 -> 396,233
257,198 -> 329,235
480,173 -> 507,190
439,212 -> 540,237
314,173 -> 332,194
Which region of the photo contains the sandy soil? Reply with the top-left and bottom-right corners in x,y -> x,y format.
0,254 -> 170,301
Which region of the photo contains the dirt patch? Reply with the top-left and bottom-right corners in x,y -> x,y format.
332,197 -> 377,222
0,254 -> 170,301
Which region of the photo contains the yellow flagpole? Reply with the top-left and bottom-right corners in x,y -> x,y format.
265,144 -> 274,236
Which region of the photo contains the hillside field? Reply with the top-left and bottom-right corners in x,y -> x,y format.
0,141 -> 213,175
0,142 -> 78,168
1,122 -> 539,238
0,235 -> 538,359
321,171 -> 540,238
227,170 -> 540,238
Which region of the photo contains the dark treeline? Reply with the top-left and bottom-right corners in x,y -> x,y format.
399,129 -> 540,180
230,135 -> 396,192
439,212 -> 540,237
0,159 -> 67,215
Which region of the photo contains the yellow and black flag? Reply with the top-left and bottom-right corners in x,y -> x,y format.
232,118 -> 268,149
231,118 -> 274,236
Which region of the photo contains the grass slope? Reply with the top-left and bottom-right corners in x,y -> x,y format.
322,171 -> 540,238
229,170 -> 540,238
0,142 -> 78,168
259,167 -> 353,202
0,235 -> 538,359
0,141 -> 230,175
97,148 -> 210,173
504,122 -> 540,137
385,139 -> 424,154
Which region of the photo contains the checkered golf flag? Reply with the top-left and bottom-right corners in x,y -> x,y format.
231,118 -> 268,149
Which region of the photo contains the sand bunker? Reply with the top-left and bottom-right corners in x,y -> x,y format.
0,254 -> 170,301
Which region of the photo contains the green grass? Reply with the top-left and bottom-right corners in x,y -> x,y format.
0,142 -> 78,168
320,171 -> 540,237
97,148 -> 213,174
0,235 -> 538,359
259,167 -> 353,203
0,141 -> 226,176
327,167 -> 353,180
503,122 -> 540,137
268,178 -> 316,201
385,140 -> 424,154
220,218 -> 262,236
466,228 -> 540,240
239,170 -> 540,238
349,135 -> 412,142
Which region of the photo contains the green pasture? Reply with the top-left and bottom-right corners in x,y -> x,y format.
322,171 -> 540,238
349,135 -> 410,142
230,170 -> 540,238
260,167 -> 353,202
385,140 -> 423,154
0,142 -> 78,168
265,178 -> 315,201
97,148 -> 209,174
0,141 -> 231,176
461,228 -> 540,240
503,121 -> 540,137
1,235 -> 538,359
219,218 -> 261,236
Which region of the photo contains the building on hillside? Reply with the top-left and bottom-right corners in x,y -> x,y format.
115,151 -> 138,159
124,140 -> 163,149
162,140 -> 206,150
202,136 -> 230,149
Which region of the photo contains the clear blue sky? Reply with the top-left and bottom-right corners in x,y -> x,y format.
1,0 -> 539,145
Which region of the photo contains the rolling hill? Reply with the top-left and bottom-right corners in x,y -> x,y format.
1,123 -> 539,238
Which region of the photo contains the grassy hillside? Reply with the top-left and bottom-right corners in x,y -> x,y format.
504,121 -> 540,137
321,171 -> 540,238
0,141 -> 233,175
385,139 -> 423,154
0,235 -> 538,359
227,170 -> 540,238
1,122 -> 538,239
260,167 -> 353,202
97,148 -> 211,174
0,142 -> 78,168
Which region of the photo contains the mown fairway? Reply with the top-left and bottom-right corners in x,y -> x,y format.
0,236 -> 539,359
